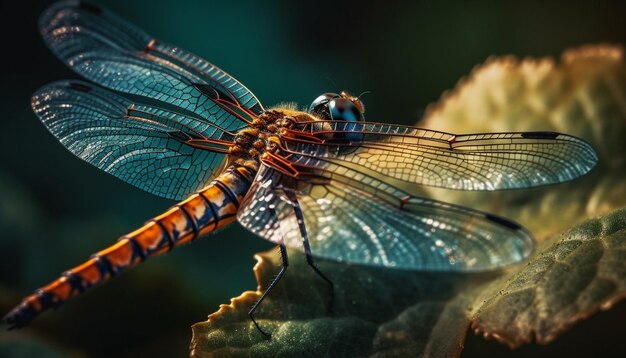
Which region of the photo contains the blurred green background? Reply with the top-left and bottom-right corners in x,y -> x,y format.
0,0 -> 625,357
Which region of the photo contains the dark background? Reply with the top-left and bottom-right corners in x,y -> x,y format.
0,0 -> 625,356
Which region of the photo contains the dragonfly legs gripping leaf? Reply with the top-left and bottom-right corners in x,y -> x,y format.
285,190 -> 335,314
248,191 -> 335,337
249,244 -> 289,338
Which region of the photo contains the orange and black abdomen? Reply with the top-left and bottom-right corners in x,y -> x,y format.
2,164 -> 255,329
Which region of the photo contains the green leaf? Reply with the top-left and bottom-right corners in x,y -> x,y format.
191,45 -> 626,357
191,248 -> 492,357
471,207 -> 626,348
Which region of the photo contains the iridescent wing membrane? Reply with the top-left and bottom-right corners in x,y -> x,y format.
238,165 -> 535,271
35,0 -> 264,199
32,81 -> 233,199
40,1 -> 264,126
283,121 -> 598,190
238,121 -> 597,271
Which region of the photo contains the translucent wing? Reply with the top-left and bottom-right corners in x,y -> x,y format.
39,1 -> 263,132
32,80 -> 232,200
284,121 -> 598,190
238,164 -> 534,271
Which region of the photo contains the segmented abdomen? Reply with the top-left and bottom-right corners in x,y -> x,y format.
3,164 -> 255,328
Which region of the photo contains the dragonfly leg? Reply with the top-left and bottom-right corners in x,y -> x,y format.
285,190 -> 335,314
248,243 -> 288,338
302,235 -> 335,314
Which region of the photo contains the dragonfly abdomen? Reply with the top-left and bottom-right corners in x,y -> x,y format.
3,163 -> 256,329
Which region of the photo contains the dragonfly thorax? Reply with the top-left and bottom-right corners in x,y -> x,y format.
229,108 -> 316,160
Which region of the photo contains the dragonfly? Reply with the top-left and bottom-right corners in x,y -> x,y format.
3,1 -> 597,337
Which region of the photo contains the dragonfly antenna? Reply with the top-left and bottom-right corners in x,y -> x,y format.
325,76 -> 338,91
357,90 -> 371,99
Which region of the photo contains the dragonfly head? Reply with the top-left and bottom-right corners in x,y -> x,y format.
308,91 -> 365,123
309,92 -> 365,143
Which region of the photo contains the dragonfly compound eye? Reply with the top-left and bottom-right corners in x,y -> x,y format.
309,92 -> 341,120
328,98 -> 364,142
328,98 -> 364,123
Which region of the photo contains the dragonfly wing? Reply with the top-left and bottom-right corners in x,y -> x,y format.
32,80 -> 231,200
39,1 -> 263,132
286,121 -> 598,190
238,164 -> 534,271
